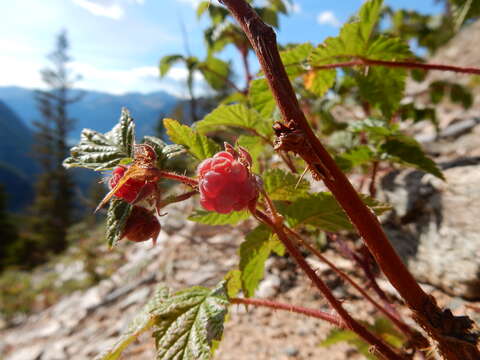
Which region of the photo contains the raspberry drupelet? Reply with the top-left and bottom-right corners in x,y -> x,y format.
197,150 -> 258,214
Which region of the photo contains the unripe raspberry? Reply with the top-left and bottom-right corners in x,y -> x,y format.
122,206 -> 160,243
197,150 -> 258,214
109,165 -> 156,204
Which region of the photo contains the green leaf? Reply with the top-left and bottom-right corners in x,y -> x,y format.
380,136 -> 444,179
304,69 -> 336,97
450,83 -> 473,109
200,56 -> 230,91
357,0 -> 383,45
249,79 -> 276,119
309,36 -> 355,67
224,269 -> 241,298
280,42 -> 314,76
279,193 -> 353,232
348,118 -> 395,137
63,108 -> 135,170
356,66 -> 407,119
95,286 -> 170,360
188,210 -> 250,226
320,328 -> 376,359
263,168 -> 310,201
106,199 -> 132,248
360,194 -> 392,216
366,36 -> 412,60
196,104 -> 273,137
152,282 -> 229,360
159,55 -> 184,77
256,7 -> 279,28
196,1 -> 210,18
320,316 -> 405,359
239,225 -> 283,297
335,145 -> 376,172
164,118 -> 220,160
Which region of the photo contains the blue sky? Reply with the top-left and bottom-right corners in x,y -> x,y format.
0,0 -> 443,97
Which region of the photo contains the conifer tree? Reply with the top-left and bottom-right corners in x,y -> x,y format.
30,30 -> 81,254
0,185 -> 19,269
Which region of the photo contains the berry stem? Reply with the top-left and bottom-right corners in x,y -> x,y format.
312,57 -> 480,75
159,171 -> 198,187
156,190 -> 198,208
230,298 -> 344,327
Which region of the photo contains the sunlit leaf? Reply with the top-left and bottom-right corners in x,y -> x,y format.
164,118 -> 220,160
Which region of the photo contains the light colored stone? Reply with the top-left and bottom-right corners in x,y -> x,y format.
381,165 -> 480,299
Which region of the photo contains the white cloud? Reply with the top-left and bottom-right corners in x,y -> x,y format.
176,0 -> 220,8
286,2 -> 301,14
70,62 -> 206,97
0,56 -> 44,89
176,0 -> 202,8
317,10 -> 341,28
72,0 -> 124,20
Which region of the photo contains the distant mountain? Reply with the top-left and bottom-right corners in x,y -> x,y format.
0,100 -> 98,212
0,100 -> 37,211
0,86 -> 178,139
0,87 -> 179,212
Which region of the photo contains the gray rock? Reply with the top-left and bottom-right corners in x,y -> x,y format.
256,274 -> 281,298
380,164 -> 480,299
283,346 -> 299,357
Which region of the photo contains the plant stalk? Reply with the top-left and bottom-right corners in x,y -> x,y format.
254,208 -> 404,360
219,1 -> 479,358
231,297 -> 344,327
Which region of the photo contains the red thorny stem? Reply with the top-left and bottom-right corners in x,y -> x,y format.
158,170 -> 198,187
231,297 -> 344,327
285,227 -> 425,344
313,57 -> 480,75
253,206 -> 404,360
219,1 -> 479,358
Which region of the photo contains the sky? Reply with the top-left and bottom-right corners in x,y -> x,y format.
0,0 -> 443,98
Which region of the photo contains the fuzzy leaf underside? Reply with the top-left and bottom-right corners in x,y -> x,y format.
106,198 -> 132,248
152,282 -> 229,360
163,118 -> 220,161
63,108 -> 135,170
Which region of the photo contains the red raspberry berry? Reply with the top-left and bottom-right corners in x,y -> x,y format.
197,151 -> 257,214
109,165 -> 156,204
122,206 -> 160,243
